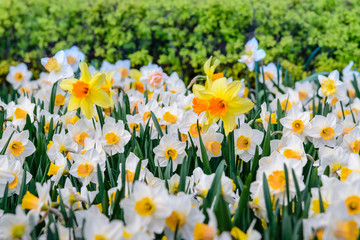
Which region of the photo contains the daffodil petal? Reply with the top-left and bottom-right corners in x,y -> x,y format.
59,78 -> 77,92
89,89 -> 111,108
80,99 -> 95,119
228,97 -> 254,115
221,112 -> 235,136
67,95 -> 81,112
79,62 -> 92,83
225,81 -> 242,97
90,72 -> 106,89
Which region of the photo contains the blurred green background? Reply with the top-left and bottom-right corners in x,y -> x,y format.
1,0 -> 360,83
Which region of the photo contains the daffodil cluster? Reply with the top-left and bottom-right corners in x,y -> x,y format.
1,38 -> 360,240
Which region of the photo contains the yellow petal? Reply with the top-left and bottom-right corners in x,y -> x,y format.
221,112 -> 236,136
90,72 -> 106,89
59,78 -> 77,92
225,81 -> 242,98
89,89 -> 111,108
209,77 -> 227,96
228,97 -> 254,115
79,62 -> 92,83
68,95 -> 82,112
193,84 -> 213,99
80,99 -> 95,119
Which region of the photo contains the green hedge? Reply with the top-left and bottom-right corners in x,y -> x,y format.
1,0 -> 360,83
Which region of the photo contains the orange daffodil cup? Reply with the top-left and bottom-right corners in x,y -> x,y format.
192,57 -> 255,135
59,62 -> 113,119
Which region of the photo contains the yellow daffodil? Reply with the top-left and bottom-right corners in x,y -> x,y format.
203,56 -> 220,82
192,77 -> 254,135
60,62 -> 111,119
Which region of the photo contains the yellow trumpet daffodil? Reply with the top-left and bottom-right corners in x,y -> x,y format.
192,77 -> 254,135
60,62 -> 111,119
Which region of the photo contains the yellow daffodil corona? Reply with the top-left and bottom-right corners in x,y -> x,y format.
60,62 -> 111,119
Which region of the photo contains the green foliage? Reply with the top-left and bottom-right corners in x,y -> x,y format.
1,0 -> 360,83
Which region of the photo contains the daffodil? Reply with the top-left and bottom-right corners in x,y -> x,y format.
192,78 -> 254,135
60,62 -> 111,119
203,56 -> 220,82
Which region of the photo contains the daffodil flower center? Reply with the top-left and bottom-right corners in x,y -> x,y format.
45,57 -> 62,72
351,140 -> 360,154
148,72 -> 163,88
75,132 -> 89,146
14,108 -> 28,119
118,68 -> 129,78
189,123 -> 203,138
268,170 -> 286,191
135,197 -> 155,216
47,162 -> 61,176
8,173 -> 18,189
320,127 -> 335,140
165,147 -> 178,160
129,123 -> 140,131
163,111 -> 178,124
105,132 -> 120,145
345,196 -> 360,215
14,72 -> 24,81
298,91 -> 308,101
67,55 -> 77,65
206,141 -> 221,155
283,149 -> 301,160
321,78 -> 337,97
77,162 -> 94,177
72,81 -> 90,98
94,235 -> 108,240
193,223 -> 215,240
208,97 -> 228,117
264,72 -> 274,81
311,199 -> 329,214
9,141 -> 25,156
292,120 -> 304,133
281,100 -> 292,111
165,211 -> 186,231
55,94 -> 65,106
11,224 -> 26,239
236,135 -> 250,150
334,220 -> 359,240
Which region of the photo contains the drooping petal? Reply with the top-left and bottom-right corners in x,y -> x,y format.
89,89 -> 111,108
59,78 -> 77,92
67,95 -> 82,112
79,62 -> 92,83
221,112 -> 236,136
80,99 -> 95,119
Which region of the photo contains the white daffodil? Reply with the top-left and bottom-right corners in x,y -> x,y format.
6,63 -> 32,90
101,117 -> 131,155
306,113 -> 342,148
317,146 -> 348,177
195,127 -> 224,160
121,181 -> 172,234
153,134 -> 186,171
234,123 -> 264,162
318,70 -> 347,105
280,108 -> 311,142
164,193 -> 204,240
238,38 -> 266,72
69,149 -> 106,186
64,46 -> 85,72
41,50 -> 74,83
0,128 -> 35,164
0,207 -> 32,240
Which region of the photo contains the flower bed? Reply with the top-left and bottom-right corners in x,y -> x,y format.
1,38 -> 360,239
